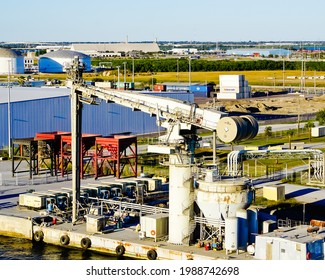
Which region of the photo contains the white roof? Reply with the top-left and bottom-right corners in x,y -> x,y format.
71,42 -> 160,53
0,86 -> 69,104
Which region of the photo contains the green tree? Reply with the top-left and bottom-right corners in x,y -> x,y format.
286,129 -> 295,149
304,120 -> 315,142
316,109 -> 325,125
264,126 -> 272,143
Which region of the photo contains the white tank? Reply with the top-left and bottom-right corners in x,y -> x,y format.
168,153 -> 194,245
225,217 -> 238,253
0,48 -> 24,74
195,173 -> 253,223
39,50 -> 91,73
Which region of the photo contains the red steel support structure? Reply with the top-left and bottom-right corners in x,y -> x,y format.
94,135 -> 137,179
34,131 -> 70,177
60,133 -> 101,179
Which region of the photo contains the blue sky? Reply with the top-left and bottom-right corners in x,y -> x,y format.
1,0 -> 325,42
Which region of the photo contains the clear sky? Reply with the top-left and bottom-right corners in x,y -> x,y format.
1,0 -> 325,42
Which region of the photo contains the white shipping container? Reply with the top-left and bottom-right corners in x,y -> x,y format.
311,126 -> 325,137
220,86 -> 245,93
94,81 -> 112,88
217,92 -> 243,100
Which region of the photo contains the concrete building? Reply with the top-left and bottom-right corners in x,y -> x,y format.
0,48 -> 24,74
38,50 -> 91,73
217,74 -> 251,100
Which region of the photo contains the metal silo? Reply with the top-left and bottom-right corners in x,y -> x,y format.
195,173 -> 253,222
39,50 -> 91,73
0,48 -> 24,74
168,154 -> 194,245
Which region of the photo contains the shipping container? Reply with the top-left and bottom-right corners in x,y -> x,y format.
311,126 -> 325,137
153,84 -> 166,92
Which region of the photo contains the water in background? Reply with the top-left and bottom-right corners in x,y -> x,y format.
0,235 -> 131,260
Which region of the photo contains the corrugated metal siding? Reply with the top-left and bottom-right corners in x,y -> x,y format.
12,97 -> 71,139
0,92 -> 194,148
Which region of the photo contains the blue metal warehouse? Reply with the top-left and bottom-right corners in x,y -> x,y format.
0,87 -> 194,148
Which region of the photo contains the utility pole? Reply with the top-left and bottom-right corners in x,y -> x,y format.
67,56 -> 84,225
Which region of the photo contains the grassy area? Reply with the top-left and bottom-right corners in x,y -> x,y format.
253,196 -> 301,209
3,70 -> 325,88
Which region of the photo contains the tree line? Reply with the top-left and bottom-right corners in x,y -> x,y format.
92,58 -> 325,73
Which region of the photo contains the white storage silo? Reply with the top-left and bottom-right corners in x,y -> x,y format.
0,48 -> 24,74
168,153 -> 194,245
38,50 -> 91,73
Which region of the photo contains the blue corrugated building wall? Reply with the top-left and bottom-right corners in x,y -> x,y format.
0,90 -> 194,148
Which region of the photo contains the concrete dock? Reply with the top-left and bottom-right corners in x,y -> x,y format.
0,161 -> 253,261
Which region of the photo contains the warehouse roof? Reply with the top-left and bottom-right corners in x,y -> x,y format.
40,50 -> 90,59
0,48 -> 22,58
71,42 -> 160,53
0,86 -> 69,104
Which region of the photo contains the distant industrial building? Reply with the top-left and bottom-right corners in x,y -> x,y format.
0,87 -> 194,148
0,48 -> 24,74
169,48 -> 198,55
71,42 -> 160,57
226,48 -> 291,57
38,50 -> 92,73
217,75 -> 251,100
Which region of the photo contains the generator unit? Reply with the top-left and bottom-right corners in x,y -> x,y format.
18,193 -> 47,210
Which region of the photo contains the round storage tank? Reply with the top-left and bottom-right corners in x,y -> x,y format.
247,207 -> 258,244
195,178 -> 253,223
38,50 -> 91,73
0,48 -> 24,74
236,209 -> 248,250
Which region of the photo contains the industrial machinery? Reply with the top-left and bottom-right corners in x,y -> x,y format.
67,57 -> 259,245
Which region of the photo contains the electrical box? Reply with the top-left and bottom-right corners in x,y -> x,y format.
86,215 -> 106,233
263,185 -> 285,201
140,213 -> 168,241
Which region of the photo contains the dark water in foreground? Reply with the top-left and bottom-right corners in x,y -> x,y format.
0,235 -> 130,260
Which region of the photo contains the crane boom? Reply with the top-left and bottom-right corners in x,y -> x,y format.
73,84 -> 227,131
67,56 -> 258,224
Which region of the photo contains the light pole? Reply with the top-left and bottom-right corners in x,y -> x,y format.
123,62 -> 127,85
117,66 -> 120,90
7,60 -> 11,158
188,56 -> 191,87
132,57 -> 134,84
177,58 -> 179,82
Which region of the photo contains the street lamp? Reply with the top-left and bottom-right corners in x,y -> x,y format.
117,66 -> 120,90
